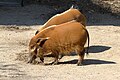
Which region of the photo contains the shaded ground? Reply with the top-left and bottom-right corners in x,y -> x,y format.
91,0 -> 120,15
0,4 -> 120,80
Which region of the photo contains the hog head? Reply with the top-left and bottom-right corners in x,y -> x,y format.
28,38 -> 49,64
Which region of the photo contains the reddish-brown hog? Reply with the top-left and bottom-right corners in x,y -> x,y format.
28,21 -> 89,66
35,6 -> 86,35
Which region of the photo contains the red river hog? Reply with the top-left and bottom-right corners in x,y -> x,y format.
28,21 -> 89,66
35,5 -> 86,35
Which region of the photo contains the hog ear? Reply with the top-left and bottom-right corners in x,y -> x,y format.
70,5 -> 74,9
37,37 -> 49,47
35,30 -> 39,35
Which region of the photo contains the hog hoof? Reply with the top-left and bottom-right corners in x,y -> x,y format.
77,63 -> 83,66
52,62 -> 58,65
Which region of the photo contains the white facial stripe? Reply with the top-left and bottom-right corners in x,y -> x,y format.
30,46 -> 36,52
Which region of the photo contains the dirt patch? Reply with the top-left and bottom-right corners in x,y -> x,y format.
16,50 -> 29,62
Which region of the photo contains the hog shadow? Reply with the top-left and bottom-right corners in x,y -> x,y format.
87,45 -> 111,53
58,59 -> 116,65
45,45 -> 111,58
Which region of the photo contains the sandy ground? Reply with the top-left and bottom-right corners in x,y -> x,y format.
0,4 -> 120,80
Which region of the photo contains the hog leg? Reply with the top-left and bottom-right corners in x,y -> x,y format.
38,53 -> 44,64
77,48 -> 85,66
39,55 -> 44,63
51,52 -> 59,65
53,57 -> 59,65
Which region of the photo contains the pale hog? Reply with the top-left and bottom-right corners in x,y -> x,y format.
35,5 -> 86,35
28,21 -> 89,66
